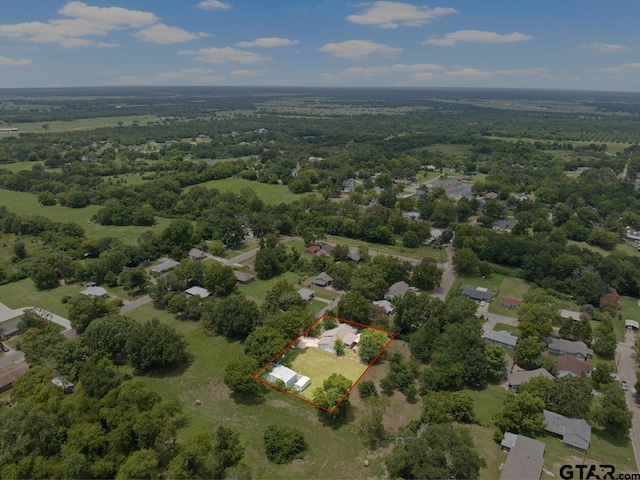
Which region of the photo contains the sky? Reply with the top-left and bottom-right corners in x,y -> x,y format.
0,0 -> 639,91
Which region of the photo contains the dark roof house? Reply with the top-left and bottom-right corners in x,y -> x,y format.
557,355 -> 595,378
298,288 -> 315,303
546,338 -> 593,360
500,433 -> 545,480
151,258 -> 180,274
385,281 -> 410,300
482,330 -> 518,350
233,271 -> 255,284
462,288 -> 494,302
508,368 -> 553,391
543,410 -> 591,453
0,317 -> 21,339
312,272 -> 334,288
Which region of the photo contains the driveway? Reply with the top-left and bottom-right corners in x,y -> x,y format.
120,295 -> 152,313
616,329 -> 640,471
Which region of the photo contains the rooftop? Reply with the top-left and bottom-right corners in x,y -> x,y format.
482,330 -> 518,348
543,409 -> 591,451
509,368 -> 553,387
80,286 -> 108,297
500,434 -> 545,480
185,286 -> 211,298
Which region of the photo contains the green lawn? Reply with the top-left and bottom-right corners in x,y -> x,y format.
238,272 -> 302,302
12,115 -> 158,133
325,234 -> 444,262
0,188 -> 171,244
185,177 -> 309,204
468,424 -> 507,480
467,384 -> 509,427
283,346 -> 368,401
568,240 -> 612,257
125,303 -> 383,479
0,279 -> 73,316
494,322 -> 520,337
498,276 -> 531,299
0,161 -> 45,173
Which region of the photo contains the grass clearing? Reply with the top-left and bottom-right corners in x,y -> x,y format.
12,115 -> 158,133
568,240 -> 612,257
324,235 -> 445,261
185,177 -> 308,204
468,424 -> 507,480
467,384 -> 509,427
494,322 -> 521,337
238,271 -> 302,303
125,302 -> 382,480
0,161 -> 45,173
284,347 -> 368,401
0,279 -> 73,316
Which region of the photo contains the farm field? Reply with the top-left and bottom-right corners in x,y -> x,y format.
126,303 -> 386,480
185,177 -> 309,204
11,115 -> 159,133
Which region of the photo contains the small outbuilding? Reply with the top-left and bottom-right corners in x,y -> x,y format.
312,272 -> 334,288
294,376 -> 311,392
52,376 -> 74,393
373,300 -> 394,315
185,286 -> 211,299
233,271 -> 255,284
0,317 -> 21,339
80,286 -> 109,298
625,319 -> 639,330
298,288 -> 315,303
264,363 -> 297,388
499,297 -> 520,310
188,248 -> 207,260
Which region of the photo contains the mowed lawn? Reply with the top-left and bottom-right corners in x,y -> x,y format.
125,303 -> 385,480
185,177 -> 308,204
285,347 -> 368,401
12,114 -> 158,133
0,188 -> 170,244
0,278 -> 73,316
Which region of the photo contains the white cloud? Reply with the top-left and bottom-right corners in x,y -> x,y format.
236,37 -> 299,48
347,1 -> 457,29
179,46 -> 268,63
444,67 -> 495,78
496,67 -> 552,79
0,56 -> 31,67
136,24 -> 208,44
318,40 -> 401,59
231,69 -> 264,76
600,63 -> 640,73
198,0 -> 231,10
583,42 -> 627,53
0,1 -> 158,47
424,30 -> 532,46
182,67 -> 214,74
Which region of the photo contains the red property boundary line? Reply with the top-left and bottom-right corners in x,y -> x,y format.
252,313 -> 396,414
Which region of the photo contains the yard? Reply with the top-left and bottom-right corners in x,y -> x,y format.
184,177 -> 309,204
284,346 -> 368,401
324,234 -> 444,262
125,303 -> 385,479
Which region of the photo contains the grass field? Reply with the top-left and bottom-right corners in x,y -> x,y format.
238,271 -> 302,303
283,347 -> 368,401
0,161 -> 45,173
185,177 -> 309,204
125,302 -> 387,480
12,115 -> 158,133
494,322 -> 521,337
0,279 -> 73,316
0,188 -> 171,244
325,234 -> 444,262
469,424 -> 507,480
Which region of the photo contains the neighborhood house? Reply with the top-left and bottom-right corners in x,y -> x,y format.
500,432 -> 545,480
263,363 -> 298,389
482,330 -> 518,350
297,288 -> 315,303
385,281 -> 410,300
312,272 -> 334,288
233,271 -> 254,284
151,258 -> 180,274
461,287 -> 494,302
185,286 -> 211,299
556,355 -> 595,378
499,297 -> 520,310
318,323 -> 360,354
543,410 -> 591,453
508,368 -> 553,391
80,286 -> 109,298
545,338 -> 593,360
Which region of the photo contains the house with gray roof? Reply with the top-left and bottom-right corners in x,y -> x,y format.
233,270 -> 254,284
385,281 -> 410,300
319,323 -> 360,354
493,220 -> 516,231
482,330 -> 518,350
0,317 -> 21,339
543,410 -> 591,453
185,286 -> 211,299
461,288 -> 494,302
500,433 -> 545,480
347,247 -> 361,262
298,288 -> 315,303
151,258 -> 180,274
508,368 -> 553,391
263,363 -> 297,388
546,337 -> 593,360
187,248 -> 207,260
80,286 -> 109,298
312,272 -> 334,288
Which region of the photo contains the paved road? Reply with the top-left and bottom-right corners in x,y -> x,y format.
431,244 -> 455,299
616,329 -> 640,471
224,248 -> 259,266
120,295 -> 152,313
477,303 -> 519,333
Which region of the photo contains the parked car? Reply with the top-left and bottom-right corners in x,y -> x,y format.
621,380 -> 628,391
0,343 -> 9,352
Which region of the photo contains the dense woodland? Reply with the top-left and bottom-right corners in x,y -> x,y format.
1,87 -> 640,478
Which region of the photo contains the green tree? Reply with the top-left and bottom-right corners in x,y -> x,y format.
224,355 -> 261,396
386,423 -> 485,480
79,352 -> 127,398
263,425 -> 308,464
358,328 -> 389,363
495,391 -> 545,437
30,255 -> 59,290
593,315 -> 617,357
594,383 -> 633,437
514,336 -> 545,369
485,343 -> 507,379
358,396 -> 389,448
452,248 -> 479,274
591,362 -> 615,385
337,291 -> 372,324
312,373 -> 352,420
402,230 -> 420,248
334,337 -> 345,356
202,294 -> 261,339
118,267 -> 148,293
116,449 -> 158,480
67,295 -> 119,333
126,318 -> 188,371
410,259 -> 442,291
203,262 -> 237,297
358,380 -> 378,400
519,375 -> 553,401
546,376 -> 592,419
244,326 -> 288,366
518,302 -> 554,339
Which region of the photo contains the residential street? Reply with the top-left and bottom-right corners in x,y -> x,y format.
616,329 -> 640,471
120,295 -> 152,313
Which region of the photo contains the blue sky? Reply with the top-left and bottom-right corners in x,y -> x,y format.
0,0 -> 638,91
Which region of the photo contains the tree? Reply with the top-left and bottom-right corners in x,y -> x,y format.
312,373 -> 352,420
79,352 -> 127,398
495,392 -> 545,437
594,383 -> 633,437
224,355 -> 261,396
126,318 -> 188,371
518,301 -> 555,339
160,219 -> 194,256
452,248 -> 479,274
485,343 -> 507,379
334,338 -> 345,356
115,449 -> 158,480
203,262 -> 237,297
386,423 -> 485,480
593,315 -> 617,357
402,230 -> 420,248
591,362 -> 615,385
514,336 -> 545,369
263,425 -> 308,464
244,326 -> 288,366
358,328 -> 389,363
118,267 -> 148,293
82,314 -> 137,362
599,289 -> 621,315
519,375 -> 553,401
411,259 -> 442,291
358,380 -> 378,400
30,256 -> 59,290
66,295 -> 119,333
358,396 -> 389,448
337,291 -> 372,324
202,294 -> 261,339
546,376 -> 592,419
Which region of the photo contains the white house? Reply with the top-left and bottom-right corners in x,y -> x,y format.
185,286 -> 211,299
263,363 -> 297,388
